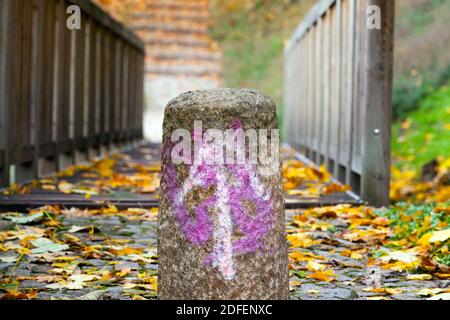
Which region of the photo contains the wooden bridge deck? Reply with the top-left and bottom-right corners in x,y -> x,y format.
0,142 -> 360,213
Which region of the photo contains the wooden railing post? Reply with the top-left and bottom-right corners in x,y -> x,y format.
0,0 -> 13,186
361,0 -> 395,207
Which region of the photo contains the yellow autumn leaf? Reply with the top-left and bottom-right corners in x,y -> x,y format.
287,233 -> 318,248
363,287 -> 403,295
428,229 -> 450,243
306,289 -> 320,295
306,270 -> 335,282
306,260 -> 326,271
380,250 -> 419,264
406,274 -> 432,281
417,233 -> 433,246
417,288 -> 448,296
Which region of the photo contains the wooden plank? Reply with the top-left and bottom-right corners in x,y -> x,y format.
307,28 -> 314,159
137,52 -> 144,138
344,0 -> 357,185
292,48 -> 297,148
114,39 -> 123,141
315,17 -> 323,164
333,0 -> 343,178
339,0 -> 350,182
322,10 -> 331,166
127,49 -> 136,141
86,19 -> 97,152
0,0 -> 13,186
68,9 -> 77,143
288,48 -> 294,146
10,1 -> 29,163
349,4 -> 363,196
283,48 -> 289,144
31,0 -> 46,179
121,45 -> 130,141
39,0 -> 57,160
328,5 -> 338,174
10,0 -> 34,183
292,47 -> 297,148
94,23 -> 102,141
108,35 -> 117,141
73,14 -> 87,147
351,0 -> 366,177
98,28 -> 106,144
361,0 -> 395,207
301,39 -> 308,155
0,194 -> 361,212
137,52 -> 144,137
292,43 -> 299,149
53,0 -> 72,163
104,31 -> 111,147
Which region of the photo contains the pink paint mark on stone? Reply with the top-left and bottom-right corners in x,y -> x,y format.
161,119 -> 276,280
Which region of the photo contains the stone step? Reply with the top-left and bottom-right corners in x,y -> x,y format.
147,50 -> 221,62
145,43 -> 220,56
145,58 -> 220,70
146,1 -> 209,11
130,12 -> 210,23
145,73 -> 222,83
129,23 -> 208,36
143,36 -> 213,49
146,64 -> 222,77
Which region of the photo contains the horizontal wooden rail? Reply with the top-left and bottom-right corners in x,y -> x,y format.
0,0 -> 145,188
284,0 -> 395,206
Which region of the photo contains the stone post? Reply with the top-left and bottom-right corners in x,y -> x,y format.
158,89 -> 288,300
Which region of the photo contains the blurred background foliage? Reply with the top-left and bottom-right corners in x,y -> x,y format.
94,0 -> 449,184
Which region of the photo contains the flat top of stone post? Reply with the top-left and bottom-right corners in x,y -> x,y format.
165,88 -> 276,113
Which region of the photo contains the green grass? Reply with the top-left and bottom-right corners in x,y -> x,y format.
392,83 -> 450,172
210,0 -> 314,119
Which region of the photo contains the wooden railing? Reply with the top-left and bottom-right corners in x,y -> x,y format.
283,0 -> 394,206
0,0 -> 145,187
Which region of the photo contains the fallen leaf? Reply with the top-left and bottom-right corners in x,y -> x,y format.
3,212 -> 44,224
306,270 -> 335,282
427,293 -> 450,300
417,288 -> 448,296
0,255 -> 18,263
78,289 -> 109,300
429,229 -> 450,243
30,238 -> 69,254
406,274 -> 432,281
380,250 -> 419,264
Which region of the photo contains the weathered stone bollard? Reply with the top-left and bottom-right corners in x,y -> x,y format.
158,88 -> 288,300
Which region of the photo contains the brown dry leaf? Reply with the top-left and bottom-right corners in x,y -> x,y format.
1,289 -> 38,300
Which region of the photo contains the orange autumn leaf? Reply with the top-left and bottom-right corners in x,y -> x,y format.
306,270 -> 335,282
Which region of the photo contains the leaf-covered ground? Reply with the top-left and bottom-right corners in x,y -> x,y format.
0,149 -> 449,300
